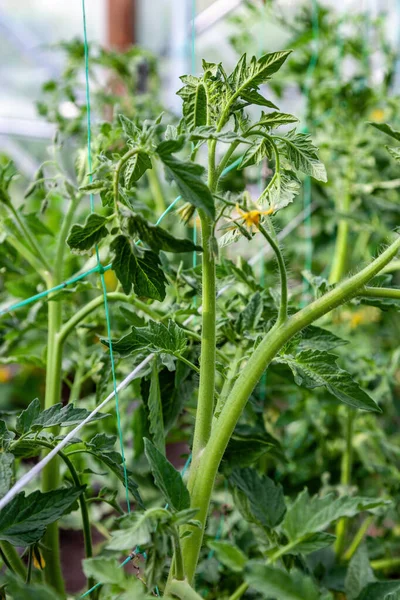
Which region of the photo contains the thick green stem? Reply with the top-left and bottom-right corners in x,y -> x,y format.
181,234 -> 400,582
191,211 -> 216,463
167,579 -> 203,600
42,194 -> 80,593
258,224 -> 288,325
329,181 -> 351,284
0,542 -> 26,579
335,408 -> 355,557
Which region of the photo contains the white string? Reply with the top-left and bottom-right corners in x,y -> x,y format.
0,203 -> 316,511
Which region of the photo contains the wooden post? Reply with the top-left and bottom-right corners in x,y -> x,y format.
107,0 -> 135,50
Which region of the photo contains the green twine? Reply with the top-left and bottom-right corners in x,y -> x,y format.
82,0 -> 131,513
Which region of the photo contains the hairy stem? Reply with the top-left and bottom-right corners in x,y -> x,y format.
191,211 -> 216,462
258,223 -> 288,324
329,179 -> 351,284
181,234 -> 400,581
42,194 -> 80,593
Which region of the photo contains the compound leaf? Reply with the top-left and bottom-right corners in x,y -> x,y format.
127,213 -> 201,253
278,130 -> 327,182
104,319 -> 187,357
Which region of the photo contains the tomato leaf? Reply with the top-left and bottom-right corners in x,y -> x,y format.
144,438 -> 190,511
345,545 -> 375,600
103,319 -> 187,357
245,563 -> 320,600
124,151 -> 152,187
277,130 -> 327,182
127,213 -> 202,253
207,540 -> 247,572
0,453 -> 14,500
229,468 -> 286,529
67,213 -> 109,254
157,141 -> 215,219
111,235 -> 167,301
275,349 -> 381,412
0,486 -> 85,546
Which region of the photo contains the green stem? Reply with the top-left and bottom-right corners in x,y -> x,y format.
180,233 -> 400,582
370,557 -> 400,571
0,542 -> 26,579
58,292 -> 141,346
329,182 -> 352,284
228,582 -> 248,600
171,531 -> 185,581
213,346 -> 243,427
343,515 -> 374,561
258,224 -> 288,325
176,355 -> 200,374
147,165 -> 166,214
335,408 -> 355,557
361,287 -> 400,300
382,259 -> 400,273
191,210 -> 216,463
42,194 -> 80,593
167,579 -> 203,600
5,233 -> 50,282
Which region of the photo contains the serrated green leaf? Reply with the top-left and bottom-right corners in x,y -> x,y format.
107,508 -> 169,551
245,563 -> 320,600
127,213 -> 201,253
345,545 -> 375,600
124,151 -> 152,187
223,424 -> 281,468
144,438 -> 190,511
278,130 -> 327,181
157,141 -> 215,218
111,235 -> 167,301
256,111 -> 299,128
207,540 -> 247,572
67,213 -> 109,254
229,468 -> 286,529
276,349 -> 380,412
31,403 -> 109,431
356,581 -> 400,600
177,77 -> 208,131
0,573 -> 63,600
386,146 -> 400,162
86,444 -> 143,508
259,169 -> 301,212
239,138 -> 272,169
0,421 -> 15,451
283,489 -> 388,543
147,362 -> 165,455
297,326 -> 348,352
0,453 -> 14,499
104,319 -> 187,357
287,532 -> 336,555
369,122 -> 400,142
82,557 -> 126,586
16,398 -> 41,434
231,51 -> 292,95
239,89 -> 279,108
237,292 -> 263,333
0,486 -> 85,546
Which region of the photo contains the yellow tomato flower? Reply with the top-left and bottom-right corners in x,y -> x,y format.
236,204 -> 274,231
369,108 -> 385,123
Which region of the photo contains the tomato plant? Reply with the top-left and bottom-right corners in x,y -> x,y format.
0,35 -> 400,600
